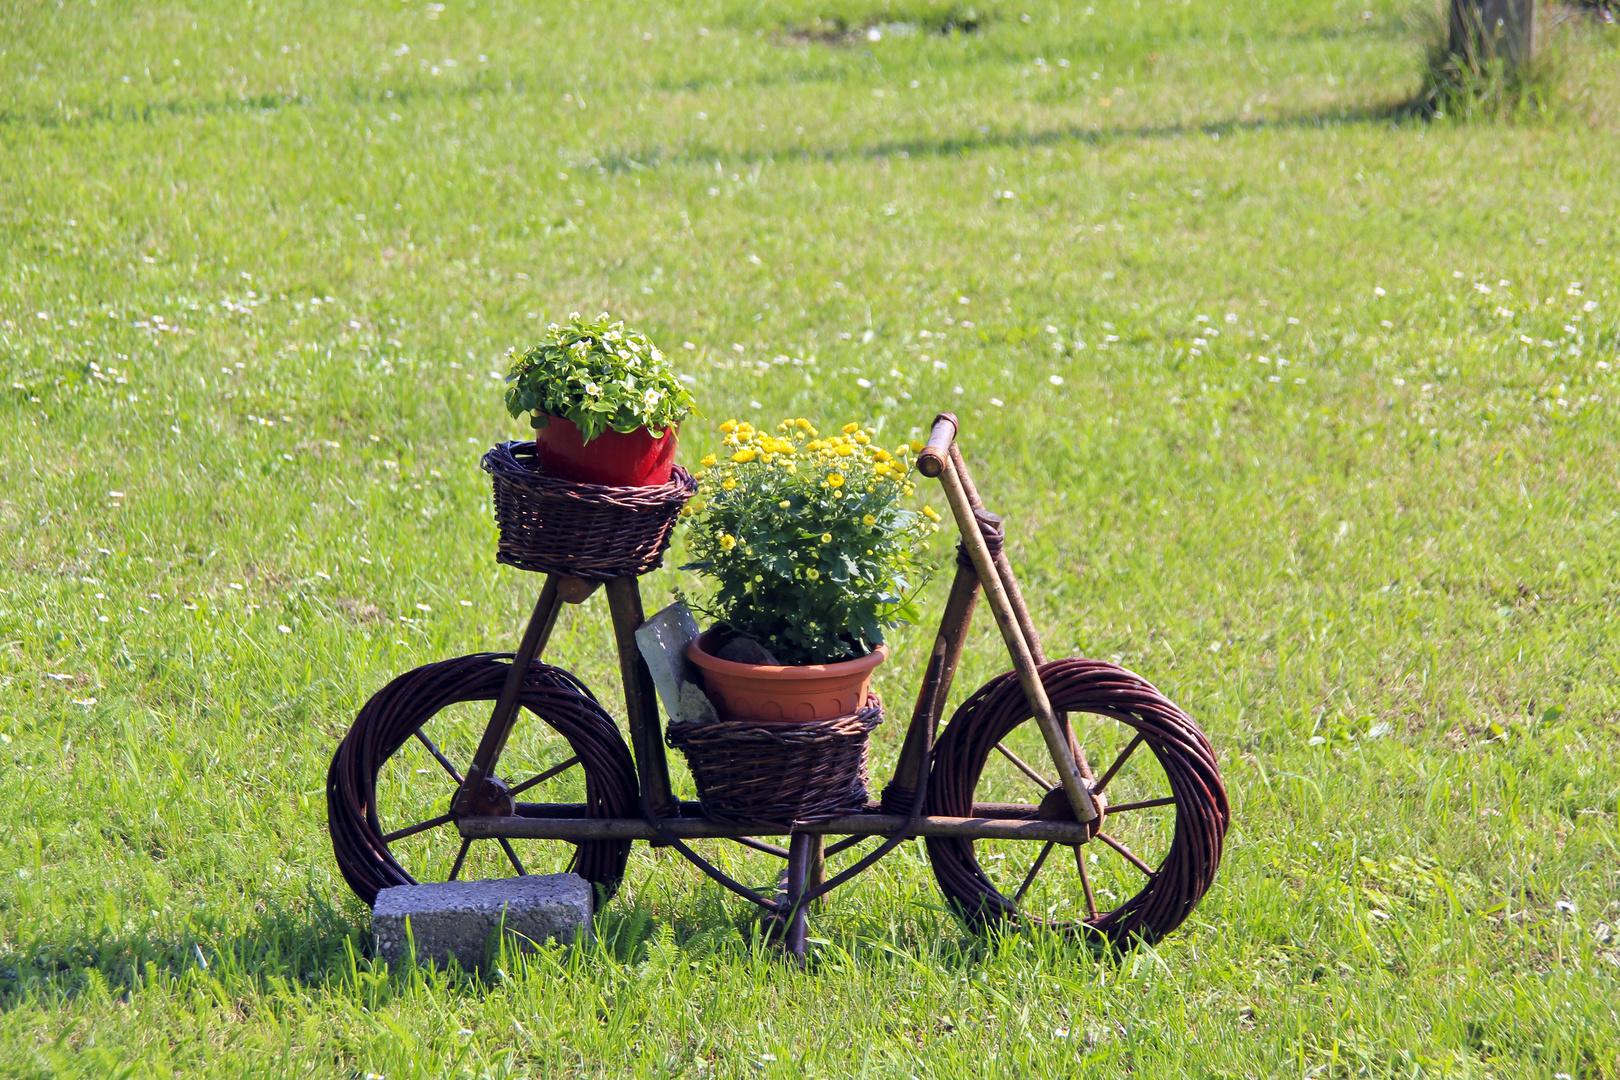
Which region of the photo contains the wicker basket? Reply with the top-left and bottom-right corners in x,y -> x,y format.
666,696 -> 883,829
481,441 -> 695,581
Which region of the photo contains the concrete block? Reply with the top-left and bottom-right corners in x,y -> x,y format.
373,873 -> 593,970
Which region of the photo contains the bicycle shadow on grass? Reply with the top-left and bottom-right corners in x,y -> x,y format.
595,99 -> 1415,174
0,888 -> 368,1008
590,887 -> 1131,977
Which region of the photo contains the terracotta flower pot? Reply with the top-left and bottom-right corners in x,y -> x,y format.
687,630 -> 887,724
532,416 -> 678,487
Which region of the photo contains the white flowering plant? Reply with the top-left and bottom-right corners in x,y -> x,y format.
503,312 -> 696,441
682,418 -> 941,665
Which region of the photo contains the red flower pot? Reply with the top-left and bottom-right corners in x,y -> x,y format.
687,630 -> 888,724
532,416 -> 678,487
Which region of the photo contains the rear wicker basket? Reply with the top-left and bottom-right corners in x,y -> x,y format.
667,697 -> 883,829
482,440 -> 695,581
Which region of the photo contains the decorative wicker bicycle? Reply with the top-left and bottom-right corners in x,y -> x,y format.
327,413 -> 1229,960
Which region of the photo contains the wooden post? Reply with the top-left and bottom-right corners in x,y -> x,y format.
1448,0 -> 1535,70
604,576 -> 679,818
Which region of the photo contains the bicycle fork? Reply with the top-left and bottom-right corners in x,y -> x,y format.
904,413 -> 1100,826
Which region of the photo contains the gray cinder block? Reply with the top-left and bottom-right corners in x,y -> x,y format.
373,873 -> 593,970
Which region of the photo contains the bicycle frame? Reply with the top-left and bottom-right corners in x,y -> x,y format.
444,413 -> 1105,958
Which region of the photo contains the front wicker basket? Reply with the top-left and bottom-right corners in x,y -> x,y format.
482,441 -> 696,581
667,697 -> 883,829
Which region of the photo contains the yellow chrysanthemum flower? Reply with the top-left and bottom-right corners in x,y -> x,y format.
732,449 -> 756,463
722,477 -> 737,491
910,440 -> 925,452
700,453 -> 718,467
862,514 -> 876,526
820,533 -> 832,543
922,505 -> 941,522
719,420 -> 736,433
842,423 -> 860,434
719,534 -> 737,551
828,472 -> 846,488
779,500 -> 791,509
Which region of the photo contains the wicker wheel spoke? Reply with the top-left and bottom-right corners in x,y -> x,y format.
381,811 -> 455,844
507,755 -> 580,799
1105,795 -> 1176,815
1093,733 -> 1144,797
498,837 -> 529,876
447,838 -> 472,881
1096,832 -> 1156,878
1074,846 -> 1099,920
1012,841 -> 1056,906
413,729 -> 465,785
823,834 -> 869,858
994,741 -> 1056,791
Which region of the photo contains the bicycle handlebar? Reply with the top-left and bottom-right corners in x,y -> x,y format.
915,412 -> 958,478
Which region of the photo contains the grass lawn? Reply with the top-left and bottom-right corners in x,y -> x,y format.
3,0 -> 1619,1075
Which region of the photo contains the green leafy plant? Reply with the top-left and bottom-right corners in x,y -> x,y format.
682,417 -> 940,665
503,312 -> 696,442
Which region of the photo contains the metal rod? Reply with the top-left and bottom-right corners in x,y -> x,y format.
643,823 -> 783,913
1094,734 -> 1144,796
604,577 -> 678,818
994,742 -> 1056,791
507,755 -> 580,799
447,838 -> 472,881
1105,796 -> 1176,815
453,575 -> 564,813
497,836 -> 529,876
1013,841 -> 1056,905
460,813 -> 1098,845
414,730 -> 465,784
936,456 -> 1097,824
381,812 -> 454,844
1097,832 -> 1155,877
1075,846 -> 1098,920
731,835 -> 791,859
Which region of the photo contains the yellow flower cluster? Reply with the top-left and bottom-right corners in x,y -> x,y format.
682,416 -> 940,664
696,417 -> 916,492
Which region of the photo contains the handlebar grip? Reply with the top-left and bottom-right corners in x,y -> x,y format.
915,412 -> 958,478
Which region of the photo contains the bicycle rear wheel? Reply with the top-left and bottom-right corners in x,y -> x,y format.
327,653 -> 639,906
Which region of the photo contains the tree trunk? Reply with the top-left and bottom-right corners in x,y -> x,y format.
1448,0 -> 1537,69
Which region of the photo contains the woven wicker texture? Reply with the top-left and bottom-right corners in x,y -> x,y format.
667,696 -> 884,829
482,440 -> 696,581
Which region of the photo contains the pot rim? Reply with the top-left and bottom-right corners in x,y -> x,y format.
536,414 -> 678,441
688,629 -> 888,677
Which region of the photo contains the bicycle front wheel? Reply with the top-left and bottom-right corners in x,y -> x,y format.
926,658 -> 1228,946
